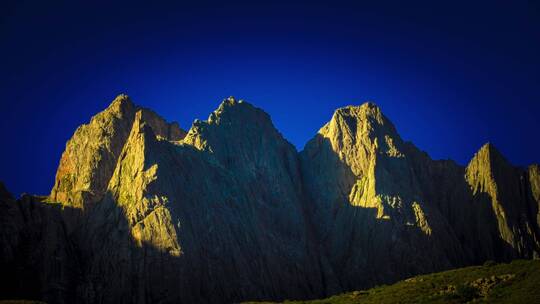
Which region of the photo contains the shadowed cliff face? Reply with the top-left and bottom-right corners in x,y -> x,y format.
300,103 -> 464,288
0,190 -> 81,303
79,105 -> 327,303
1,95 -> 540,303
299,103 -> 540,290
465,144 -> 540,259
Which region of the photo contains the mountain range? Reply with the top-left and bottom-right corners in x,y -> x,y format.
1,95 -> 539,304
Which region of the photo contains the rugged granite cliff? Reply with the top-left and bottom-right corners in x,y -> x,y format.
1,95 -> 539,303
300,103 -> 540,291
50,94 -> 186,211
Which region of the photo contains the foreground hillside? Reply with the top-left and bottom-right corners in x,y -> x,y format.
245,260 -> 540,304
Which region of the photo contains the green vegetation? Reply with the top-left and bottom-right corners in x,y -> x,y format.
245,260 -> 540,304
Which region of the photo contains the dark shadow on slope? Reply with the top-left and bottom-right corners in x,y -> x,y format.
1,189 -> 221,304
0,194 -> 82,303
2,136 -> 537,304
400,145 -> 530,265
299,135 -> 526,296
489,160 -> 540,259
300,134 -> 453,291
47,138 -> 327,304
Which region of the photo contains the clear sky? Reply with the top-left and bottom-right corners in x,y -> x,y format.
1,0 -> 539,196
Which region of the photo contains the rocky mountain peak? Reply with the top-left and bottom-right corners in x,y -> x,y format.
320,102 -> 402,156
202,96 -> 270,127
333,101 -> 382,120
304,101 -> 405,183
219,95 -> 241,107
108,93 -> 134,109
329,102 -> 398,135
184,97 -> 287,154
98,94 -> 137,122
183,98 -> 301,207
465,143 -> 512,194
464,142 -> 540,259
50,95 -> 186,210
475,142 -> 506,162
3,95 -> 540,304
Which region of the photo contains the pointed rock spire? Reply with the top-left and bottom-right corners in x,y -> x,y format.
49,94 -> 138,208
8,95 -> 540,304
50,94 -> 186,209
304,101 -> 404,179
465,142 -> 540,258
327,102 -> 400,141
465,142 -> 513,196
184,96 -> 294,177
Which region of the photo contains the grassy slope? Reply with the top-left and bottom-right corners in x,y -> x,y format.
245,260 -> 540,304
2,260 -> 539,304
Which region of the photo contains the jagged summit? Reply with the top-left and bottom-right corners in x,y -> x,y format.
475,142 -> 501,158
207,96 -> 239,123
465,142 -> 513,194
49,95 -> 186,209
304,101 -> 405,181
217,95 -> 244,108
332,101 -> 386,121
322,101 -> 401,142
333,101 -> 382,116
110,93 -> 133,105
204,96 -> 270,126
2,95 -> 540,304
471,142 -> 509,166
103,93 -> 136,116
184,96 -> 300,193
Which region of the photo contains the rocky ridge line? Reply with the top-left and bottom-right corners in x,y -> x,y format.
1,95 -> 539,304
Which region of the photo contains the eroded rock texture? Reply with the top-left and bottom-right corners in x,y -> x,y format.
300,103 -> 540,290
50,94 -> 185,210
1,96 -> 539,303
76,100 -> 326,303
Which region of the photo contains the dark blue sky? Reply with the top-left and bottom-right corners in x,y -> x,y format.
1,0 -> 539,196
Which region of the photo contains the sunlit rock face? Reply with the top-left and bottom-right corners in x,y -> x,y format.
300,103 -> 540,289
530,165 -> 540,226
1,95 -> 539,304
50,94 -> 186,211
45,96 -> 327,303
464,144 -> 540,259
300,103 -> 466,289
